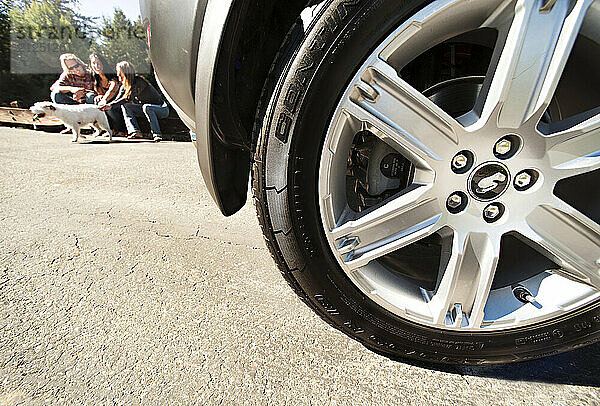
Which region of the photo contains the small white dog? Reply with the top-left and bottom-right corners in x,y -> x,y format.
30,102 -> 112,143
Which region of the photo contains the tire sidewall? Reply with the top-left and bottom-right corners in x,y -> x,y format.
257,0 -> 600,364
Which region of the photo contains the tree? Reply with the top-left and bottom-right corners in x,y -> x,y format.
94,9 -> 150,74
0,0 -> 10,72
1,0 -> 94,105
9,0 -> 94,74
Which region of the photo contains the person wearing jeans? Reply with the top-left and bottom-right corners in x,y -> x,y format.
122,102 -> 170,140
89,53 -> 126,135
100,61 -> 168,142
51,91 -> 95,105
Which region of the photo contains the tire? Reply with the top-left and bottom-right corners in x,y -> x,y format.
253,0 -> 600,364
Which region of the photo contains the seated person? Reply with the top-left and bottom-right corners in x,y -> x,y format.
50,54 -> 96,105
89,53 -> 124,134
89,53 -> 119,104
100,61 -> 169,142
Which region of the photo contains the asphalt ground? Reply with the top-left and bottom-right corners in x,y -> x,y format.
1,128 -> 600,405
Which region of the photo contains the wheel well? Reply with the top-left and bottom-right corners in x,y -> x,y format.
208,0 -> 310,215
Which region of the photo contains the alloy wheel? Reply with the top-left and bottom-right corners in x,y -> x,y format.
319,0 -> 600,331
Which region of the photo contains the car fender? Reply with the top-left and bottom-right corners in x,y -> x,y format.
194,0 -> 311,215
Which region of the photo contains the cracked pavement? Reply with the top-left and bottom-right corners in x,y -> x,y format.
1,128 -> 600,405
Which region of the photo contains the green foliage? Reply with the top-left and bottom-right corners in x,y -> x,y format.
0,0 -> 10,72
93,9 -> 150,73
9,0 -> 94,74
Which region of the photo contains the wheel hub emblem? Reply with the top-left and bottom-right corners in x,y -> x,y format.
468,163 -> 510,201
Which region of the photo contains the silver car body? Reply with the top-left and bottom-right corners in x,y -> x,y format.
140,0 -> 309,215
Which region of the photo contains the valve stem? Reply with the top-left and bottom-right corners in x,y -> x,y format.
512,285 -> 537,304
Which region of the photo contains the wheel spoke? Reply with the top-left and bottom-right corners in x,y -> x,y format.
546,110 -> 600,177
479,0 -> 592,129
331,186 -> 443,270
429,232 -> 501,328
344,57 -> 460,164
522,198 -> 600,290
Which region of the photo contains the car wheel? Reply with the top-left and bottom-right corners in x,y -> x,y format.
253,0 -> 600,364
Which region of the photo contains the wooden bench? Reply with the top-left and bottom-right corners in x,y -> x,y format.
0,107 -> 191,141
0,107 -> 63,128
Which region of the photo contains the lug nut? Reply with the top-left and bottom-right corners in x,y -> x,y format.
452,154 -> 468,170
494,135 -> 521,159
447,194 -> 462,209
495,139 -> 512,156
483,203 -> 504,223
515,172 -> 532,188
514,169 -> 539,191
451,150 -> 474,174
484,205 -> 500,219
446,192 -> 468,214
